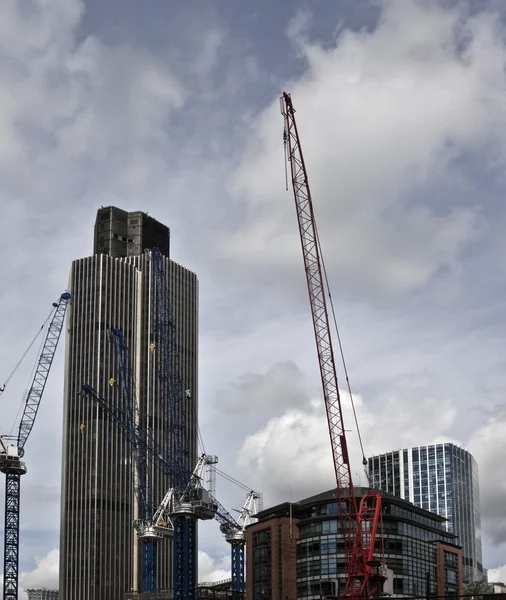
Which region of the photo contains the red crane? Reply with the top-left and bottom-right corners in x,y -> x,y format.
280,91 -> 385,599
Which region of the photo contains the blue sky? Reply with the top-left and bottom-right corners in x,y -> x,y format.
2,0 -> 506,593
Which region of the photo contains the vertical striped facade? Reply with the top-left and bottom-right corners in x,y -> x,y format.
368,444 -> 482,583
60,252 -> 198,600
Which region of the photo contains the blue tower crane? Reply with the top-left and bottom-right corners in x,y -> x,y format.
80,382 -> 234,600
86,311 -> 197,598
218,491 -> 262,598
151,247 -> 198,599
151,247 -> 191,495
0,292 -> 71,600
108,328 -> 157,592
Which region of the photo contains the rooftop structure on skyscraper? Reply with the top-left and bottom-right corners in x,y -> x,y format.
94,206 -> 170,258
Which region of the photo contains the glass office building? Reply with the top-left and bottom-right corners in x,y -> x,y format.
246,487 -> 463,600
368,444 -> 483,582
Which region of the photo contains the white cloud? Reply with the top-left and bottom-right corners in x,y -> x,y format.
223,0 -> 506,299
237,375 -> 460,506
17,549 -> 59,599
0,0 -> 185,205
216,361 -> 309,416
468,409 -> 506,545
1,0 -> 506,584
198,550 -> 230,583
488,564 -> 506,584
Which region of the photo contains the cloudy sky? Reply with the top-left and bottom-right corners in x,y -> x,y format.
2,0 -> 506,593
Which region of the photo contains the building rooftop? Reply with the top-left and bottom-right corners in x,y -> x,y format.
254,486 -> 449,525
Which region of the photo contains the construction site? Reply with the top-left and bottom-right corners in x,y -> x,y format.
0,92 -> 489,600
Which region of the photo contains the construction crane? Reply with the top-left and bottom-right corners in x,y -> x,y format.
219,490 -> 262,599
83,324 -> 237,600
80,381 -> 239,600
146,455 -> 243,600
280,92 -> 385,599
101,246 -> 192,593
106,327 -> 197,594
150,247 -> 200,599
108,328 -> 157,592
151,247 -> 190,494
0,291 -> 71,600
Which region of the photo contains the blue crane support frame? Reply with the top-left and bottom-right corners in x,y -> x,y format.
151,248 -> 195,600
213,497 -> 244,597
150,248 -> 190,493
109,328 -> 157,592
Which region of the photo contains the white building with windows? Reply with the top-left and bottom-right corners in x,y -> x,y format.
26,590 -> 58,600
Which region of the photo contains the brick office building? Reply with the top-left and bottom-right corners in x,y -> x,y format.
246,487 -> 463,600
245,507 -> 298,600
434,541 -> 464,597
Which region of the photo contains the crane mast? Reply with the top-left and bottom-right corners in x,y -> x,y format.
280,92 -> 383,598
219,490 -> 262,599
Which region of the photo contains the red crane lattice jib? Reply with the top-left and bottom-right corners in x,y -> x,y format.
281,91 -> 384,599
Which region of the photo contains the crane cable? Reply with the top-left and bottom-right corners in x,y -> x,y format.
0,305 -> 56,396
315,225 -> 368,468
283,117 -> 367,468
215,468 -> 252,493
8,328 -> 48,439
188,401 -> 252,493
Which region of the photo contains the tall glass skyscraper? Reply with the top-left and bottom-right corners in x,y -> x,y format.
368,444 -> 483,583
59,207 -> 198,599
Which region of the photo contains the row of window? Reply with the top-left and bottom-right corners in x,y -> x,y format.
298,519 -> 338,537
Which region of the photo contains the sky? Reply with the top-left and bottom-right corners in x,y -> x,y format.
2,0 -> 506,594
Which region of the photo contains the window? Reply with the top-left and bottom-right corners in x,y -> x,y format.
253,547 -> 270,561
445,569 -> 457,584
253,528 -> 271,546
327,502 -> 338,514
253,565 -> 271,583
322,520 -> 338,535
444,551 -> 458,567
253,583 -> 271,600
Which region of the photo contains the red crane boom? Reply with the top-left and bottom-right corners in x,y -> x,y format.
280,91 -> 385,599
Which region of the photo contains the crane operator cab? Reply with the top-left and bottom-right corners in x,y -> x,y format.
0,443 -> 27,476
187,485 -> 217,521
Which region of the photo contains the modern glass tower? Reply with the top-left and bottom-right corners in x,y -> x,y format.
368,444 -> 483,583
59,207 -> 198,599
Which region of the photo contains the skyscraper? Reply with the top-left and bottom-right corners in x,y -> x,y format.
60,207 -> 198,599
368,444 -> 483,583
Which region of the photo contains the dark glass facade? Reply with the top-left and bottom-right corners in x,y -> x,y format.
251,528 -> 272,600
60,209 -> 198,599
369,444 -> 483,582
